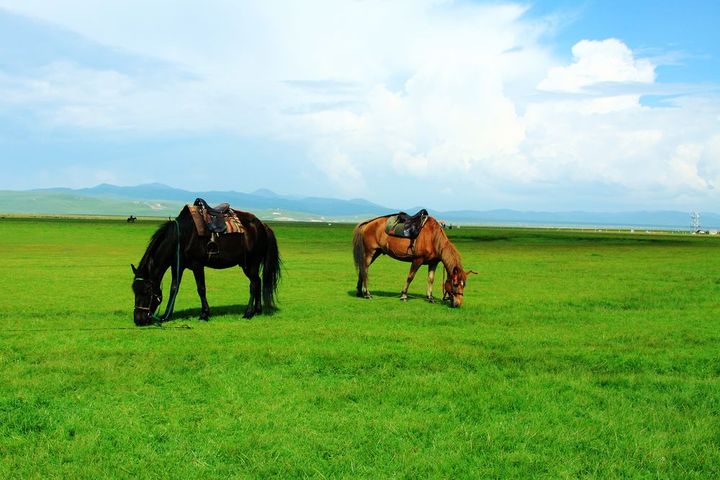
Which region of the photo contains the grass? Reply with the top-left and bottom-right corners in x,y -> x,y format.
1,217 -> 719,478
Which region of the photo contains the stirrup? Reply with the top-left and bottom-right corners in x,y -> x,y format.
207,234 -> 220,255
407,240 -> 416,255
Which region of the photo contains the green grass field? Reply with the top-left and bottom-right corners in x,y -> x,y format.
1,217 -> 719,478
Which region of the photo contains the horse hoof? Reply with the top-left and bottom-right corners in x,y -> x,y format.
400,296 -> 408,302
364,294 -> 373,299
427,297 -> 435,304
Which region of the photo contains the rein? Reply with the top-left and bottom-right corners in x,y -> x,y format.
150,219 -> 181,324
440,238 -> 452,301
441,266 -> 447,300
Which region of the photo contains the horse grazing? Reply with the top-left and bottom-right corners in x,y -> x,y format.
353,214 -> 476,307
131,205 -> 281,326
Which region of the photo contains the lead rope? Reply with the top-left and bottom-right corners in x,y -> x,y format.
441,265 -> 448,302
440,238 -> 448,302
151,219 -> 181,325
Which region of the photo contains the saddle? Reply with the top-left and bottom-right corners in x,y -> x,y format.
193,198 -> 231,234
385,209 -> 429,239
189,198 -> 244,255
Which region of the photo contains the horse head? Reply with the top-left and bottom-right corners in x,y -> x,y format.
131,263 -> 162,326
444,267 -> 478,308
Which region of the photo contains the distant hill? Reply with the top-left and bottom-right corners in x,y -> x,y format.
435,209 -> 720,230
38,183 -> 395,217
0,184 -> 394,221
0,190 -> 186,217
1,183 -> 719,229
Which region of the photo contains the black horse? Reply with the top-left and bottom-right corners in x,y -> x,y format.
131,206 -> 281,326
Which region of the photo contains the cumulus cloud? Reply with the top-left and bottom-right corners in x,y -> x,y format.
272,2 -> 543,192
538,38 -> 655,93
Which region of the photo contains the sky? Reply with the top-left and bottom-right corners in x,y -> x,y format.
0,0 -> 719,212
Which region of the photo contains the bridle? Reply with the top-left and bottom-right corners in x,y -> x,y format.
441,270 -> 464,302
133,277 -> 161,314
448,279 -> 464,298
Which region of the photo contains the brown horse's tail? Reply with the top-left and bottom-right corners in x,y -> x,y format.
262,224 -> 281,312
352,222 -> 367,279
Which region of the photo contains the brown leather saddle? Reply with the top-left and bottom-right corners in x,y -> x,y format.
385,209 -> 429,253
385,209 -> 429,239
191,198 -> 244,255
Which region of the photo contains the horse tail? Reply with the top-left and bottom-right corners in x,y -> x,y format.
353,222 -> 367,279
261,223 -> 281,312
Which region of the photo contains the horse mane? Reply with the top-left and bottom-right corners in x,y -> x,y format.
429,218 -> 463,272
138,220 -> 175,271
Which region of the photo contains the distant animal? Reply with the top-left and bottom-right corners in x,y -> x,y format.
126,215 -> 137,223
131,200 -> 281,325
352,211 -> 477,307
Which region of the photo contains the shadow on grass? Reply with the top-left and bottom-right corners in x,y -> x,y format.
169,304 -> 250,320
347,289 -> 402,299
346,290 -> 451,306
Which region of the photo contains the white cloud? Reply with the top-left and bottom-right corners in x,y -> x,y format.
538,38 -> 655,93
271,2 -> 538,193
312,151 -> 366,195
1,1 -> 719,209
668,143 -> 707,190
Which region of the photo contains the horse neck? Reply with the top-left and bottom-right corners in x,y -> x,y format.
439,238 -> 463,274
138,222 -> 178,282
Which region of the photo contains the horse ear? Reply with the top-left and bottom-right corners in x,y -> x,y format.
131,264 -> 138,275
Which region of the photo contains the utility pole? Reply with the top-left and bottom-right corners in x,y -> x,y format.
691,211 -> 700,233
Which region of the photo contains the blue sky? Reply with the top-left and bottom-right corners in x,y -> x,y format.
1,0 -> 719,212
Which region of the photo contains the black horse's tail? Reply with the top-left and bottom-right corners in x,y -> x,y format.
261,223 -> 281,312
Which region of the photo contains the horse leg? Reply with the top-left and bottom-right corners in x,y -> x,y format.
356,251 -> 372,297
355,270 -> 364,297
192,266 -> 210,320
359,250 -> 381,299
400,259 -> 423,301
241,264 -> 262,318
426,261 -> 439,303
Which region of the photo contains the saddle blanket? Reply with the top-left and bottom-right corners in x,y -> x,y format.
385,211 -> 429,239
184,204 -> 244,237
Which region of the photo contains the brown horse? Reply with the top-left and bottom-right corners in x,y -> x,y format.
352,215 -> 476,307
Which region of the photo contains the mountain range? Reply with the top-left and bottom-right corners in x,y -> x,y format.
1,183 -> 718,230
